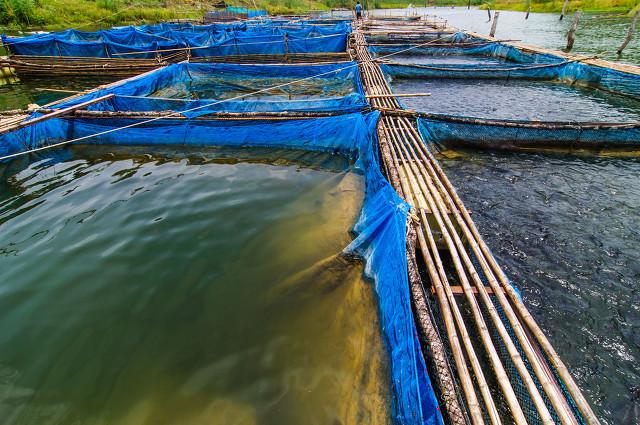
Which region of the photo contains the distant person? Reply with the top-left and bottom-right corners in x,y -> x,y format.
355,1 -> 362,20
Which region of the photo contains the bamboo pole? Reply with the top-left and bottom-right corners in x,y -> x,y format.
405,223 -> 467,425
389,121 -> 528,425
385,122 -> 489,425
397,117 -> 576,425
414,120 -> 602,425
366,93 -> 431,99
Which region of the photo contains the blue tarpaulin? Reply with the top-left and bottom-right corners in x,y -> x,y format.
50,62 -> 367,116
2,21 -> 351,57
0,112 -> 443,425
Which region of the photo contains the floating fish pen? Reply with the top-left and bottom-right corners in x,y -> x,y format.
1,13 -> 636,425
0,20 -> 352,77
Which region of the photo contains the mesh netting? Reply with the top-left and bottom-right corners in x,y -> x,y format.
0,112 -> 442,425
49,62 -> 367,116
2,21 -> 350,58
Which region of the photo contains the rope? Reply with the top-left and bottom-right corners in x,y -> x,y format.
0,35 -> 450,162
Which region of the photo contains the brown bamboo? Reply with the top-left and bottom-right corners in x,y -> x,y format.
386,126 -> 487,425
420,127 -> 602,425
397,117 -> 564,425
388,120 -> 528,425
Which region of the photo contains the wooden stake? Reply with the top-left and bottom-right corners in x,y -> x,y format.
490,11 -> 500,37
525,4 -> 531,19
566,10 -> 582,52
617,10 -> 640,56
560,0 -> 569,20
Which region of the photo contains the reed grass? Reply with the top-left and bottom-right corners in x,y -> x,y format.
0,0 -> 636,30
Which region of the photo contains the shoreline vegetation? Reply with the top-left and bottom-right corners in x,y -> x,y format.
0,0 -> 638,31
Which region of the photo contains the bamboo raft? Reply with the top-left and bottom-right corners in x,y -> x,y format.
352,21 -> 600,425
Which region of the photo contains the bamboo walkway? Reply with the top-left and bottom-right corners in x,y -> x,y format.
352,21 -> 600,425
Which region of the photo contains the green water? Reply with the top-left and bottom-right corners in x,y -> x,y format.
0,77 -> 116,110
0,146 -> 391,425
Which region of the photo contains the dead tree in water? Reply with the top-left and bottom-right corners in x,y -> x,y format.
617,10 -> 640,56
565,10 -> 582,52
490,11 -> 500,37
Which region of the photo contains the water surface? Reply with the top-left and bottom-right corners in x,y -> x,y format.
0,146 -> 391,425
391,78 -> 640,121
0,77 -> 115,111
437,148 -> 640,425
374,7 -> 640,64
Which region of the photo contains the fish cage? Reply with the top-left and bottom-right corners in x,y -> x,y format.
0,21 -> 352,76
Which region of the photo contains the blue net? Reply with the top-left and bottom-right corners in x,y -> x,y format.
375,41 -> 640,99
2,21 -> 351,57
49,62 -> 367,115
417,115 -> 640,150
0,111 -> 442,425
375,37 -> 640,149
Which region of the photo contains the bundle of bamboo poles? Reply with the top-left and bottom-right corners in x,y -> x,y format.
352,21 -> 600,425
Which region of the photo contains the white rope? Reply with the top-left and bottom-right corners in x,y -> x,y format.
0,36 -> 447,162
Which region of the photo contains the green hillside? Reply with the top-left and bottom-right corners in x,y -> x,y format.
0,0 -> 637,30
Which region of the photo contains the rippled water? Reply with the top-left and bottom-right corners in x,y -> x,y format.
436,149 -> 640,425
391,78 -> 640,121
0,146 -> 390,425
0,77 -> 115,111
375,7 -> 640,64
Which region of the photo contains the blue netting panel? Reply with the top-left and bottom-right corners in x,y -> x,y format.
0,112 -> 442,425
374,41 -> 640,99
417,116 -> 640,150
2,22 -> 350,57
381,62 -> 567,80
50,62 -> 367,115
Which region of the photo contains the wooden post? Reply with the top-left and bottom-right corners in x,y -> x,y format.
617,10 -> 640,56
560,0 -> 569,20
486,7 -> 491,21
490,11 -> 500,37
565,10 -> 581,52
525,4 -> 531,19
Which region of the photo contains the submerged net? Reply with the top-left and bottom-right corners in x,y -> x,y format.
47,62 -> 367,115
375,36 -> 640,150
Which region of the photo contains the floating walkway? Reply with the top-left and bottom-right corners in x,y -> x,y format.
352,20 -> 600,425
